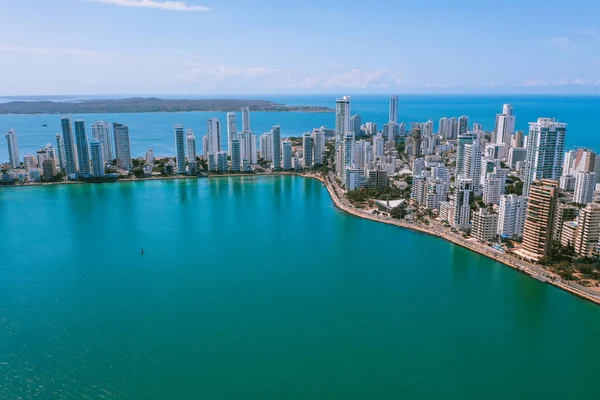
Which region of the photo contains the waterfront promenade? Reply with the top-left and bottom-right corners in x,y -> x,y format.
308,172 -> 600,307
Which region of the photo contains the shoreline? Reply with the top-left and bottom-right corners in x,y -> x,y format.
3,171 -> 600,306
307,173 -> 600,307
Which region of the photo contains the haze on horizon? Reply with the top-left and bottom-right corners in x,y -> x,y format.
2,0 -> 600,96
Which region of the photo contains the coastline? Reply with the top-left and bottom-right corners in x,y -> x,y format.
307,173 -> 600,307
3,171 -> 600,306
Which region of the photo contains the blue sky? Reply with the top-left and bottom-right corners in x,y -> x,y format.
1,0 -> 600,95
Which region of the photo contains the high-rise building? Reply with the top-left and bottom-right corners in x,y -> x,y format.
89,140 -> 105,178
241,107 -> 251,133
523,118 -> 566,196
113,123 -> 132,170
458,116 -> 469,135
230,139 -> 241,171
573,171 -> 596,205
5,129 -> 20,168
250,134 -> 258,164
520,179 -> 559,260
425,179 -> 449,210
497,194 -> 528,239
553,203 -> 580,241
573,203 -> 600,258
202,135 -> 209,158
364,122 -> 377,136
55,133 -> 66,171
91,121 -> 113,163
227,112 -> 237,156
451,178 -> 472,230
343,133 -> 355,167
145,148 -> 154,166
512,130 -> 524,148
282,141 -> 292,170
472,208 -> 498,242
42,158 -> 57,179
483,175 -> 503,205
335,96 -> 351,143
260,132 -> 273,161
389,95 -> 398,124
411,175 -> 427,204
350,114 -> 362,136
345,167 -> 365,190
61,117 -> 79,176
271,125 -> 281,169
411,127 -> 422,158
365,168 -> 388,189
302,132 -> 313,167
174,125 -> 186,174
373,135 -> 384,159
573,148 -> 596,173
186,129 -> 197,174
421,120 -> 434,138
217,151 -> 228,172
312,130 -> 325,165
494,104 -> 516,147
74,119 -> 91,176
463,139 -> 482,193
455,133 -> 478,176
207,118 -> 221,155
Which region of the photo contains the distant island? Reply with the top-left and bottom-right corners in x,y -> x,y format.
0,97 -> 334,114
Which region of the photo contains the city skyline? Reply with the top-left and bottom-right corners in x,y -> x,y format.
2,0 -> 600,95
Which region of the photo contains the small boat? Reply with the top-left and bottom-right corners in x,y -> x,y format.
141,248 -> 145,255
42,124 -> 47,127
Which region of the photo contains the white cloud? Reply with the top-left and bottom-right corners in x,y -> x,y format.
85,0 -> 210,12
579,29 -> 600,41
550,37 -> 571,50
571,78 -> 591,85
518,77 -> 600,87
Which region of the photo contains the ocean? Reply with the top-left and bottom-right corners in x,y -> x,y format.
1,94 -> 599,161
1,176 -> 600,399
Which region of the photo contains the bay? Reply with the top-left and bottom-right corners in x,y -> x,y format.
1,94 -> 600,161
1,176 -> 600,399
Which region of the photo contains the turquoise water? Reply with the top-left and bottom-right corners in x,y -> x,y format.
2,95 -> 600,161
2,176 -> 600,399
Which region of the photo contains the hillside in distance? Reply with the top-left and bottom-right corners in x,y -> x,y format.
0,97 -> 334,114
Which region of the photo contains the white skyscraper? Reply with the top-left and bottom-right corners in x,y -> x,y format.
89,141 -> 105,178
350,114 -> 362,136
174,125 -> 186,174
74,119 -> 91,176
463,139 -> 482,193
241,107 -> 251,133
458,116 -> 469,135
455,133 -> 478,176
523,118 -> 566,196
113,123 -> 132,171
312,130 -> 325,165
186,129 -> 197,174
260,132 -> 273,161
145,148 -> 155,166
91,121 -> 113,163
5,129 -> 20,168
335,96 -> 351,142
271,125 -> 281,169
495,104 -> 516,147
343,133 -> 355,168
227,112 -> 237,156
207,118 -> 221,155
574,171 -> 596,205
250,134 -> 258,164
373,134 -> 384,159
452,178 -> 472,230
389,95 -> 398,124
497,194 -> 528,239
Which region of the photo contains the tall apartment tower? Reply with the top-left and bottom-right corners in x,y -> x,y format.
282,141 -> 292,170
350,114 -> 362,136
55,133 -> 66,171
113,123 -> 132,171
335,96 -> 351,143
497,194 -> 528,239
495,104 -> 516,147
74,119 -> 91,176
523,118 -> 566,196
230,139 -> 241,171
389,95 -> 398,124
458,116 -> 469,135
174,125 -> 186,174
573,203 -> 600,258
303,132 -> 313,167
521,179 -> 559,260
452,178 -> 472,230
186,129 -> 197,174
207,118 -> 221,155
61,117 -> 79,175
271,125 -> 281,169
312,130 -> 325,165
91,121 -> 113,163
573,171 -> 596,205
5,129 -> 20,168
241,107 -> 251,133
89,141 -> 105,178
227,112 -> 237,156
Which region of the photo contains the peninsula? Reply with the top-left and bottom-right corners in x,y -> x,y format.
0,97 -> 334,114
